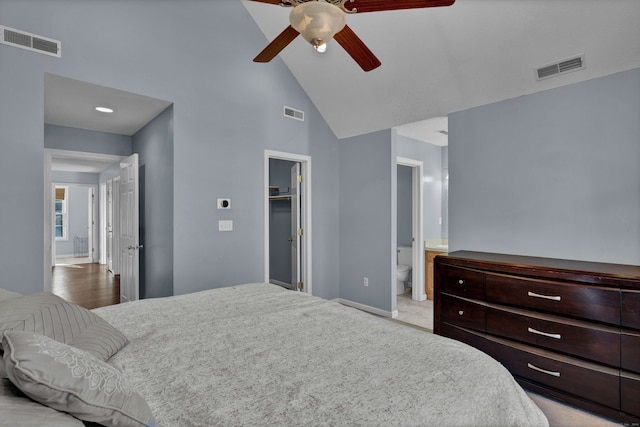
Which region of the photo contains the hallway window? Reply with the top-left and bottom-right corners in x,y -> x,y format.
55,186 -> 68,240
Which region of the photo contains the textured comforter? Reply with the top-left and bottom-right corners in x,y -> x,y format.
94,283 -> 549,427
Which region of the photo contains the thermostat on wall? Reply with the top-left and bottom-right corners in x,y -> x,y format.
217,198 -> 231,209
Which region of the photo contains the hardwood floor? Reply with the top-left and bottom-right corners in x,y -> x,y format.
51,263 -> 120,310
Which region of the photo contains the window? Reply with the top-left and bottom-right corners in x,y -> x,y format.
55,186 -> 68,240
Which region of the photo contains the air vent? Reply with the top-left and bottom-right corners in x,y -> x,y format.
284,106 -> 304,121
536,55 -> 584,81
1,25 -> 61,58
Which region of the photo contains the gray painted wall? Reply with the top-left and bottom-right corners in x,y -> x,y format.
396,134 -> 444,243
339,129 -> 395,312
449,67 -> 640,265
133,105 -> 174,299
45,124 -> 132,156
397,165 -> 412,247
0,0 -> 341,299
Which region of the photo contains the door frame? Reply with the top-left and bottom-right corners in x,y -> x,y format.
44,149 -> 125,292
396,157 -> 426,302
264,150 -> 312,295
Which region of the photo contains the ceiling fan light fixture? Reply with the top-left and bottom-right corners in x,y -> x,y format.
289,1 -> 346,49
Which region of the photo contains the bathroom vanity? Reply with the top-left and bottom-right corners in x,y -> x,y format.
434,251 -> 640,423
425,247 -> 447,300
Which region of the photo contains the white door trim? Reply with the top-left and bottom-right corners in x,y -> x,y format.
396,157 -> 426,302
264,150 -> 312,295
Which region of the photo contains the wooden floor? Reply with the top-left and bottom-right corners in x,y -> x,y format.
52,263 -> 120,310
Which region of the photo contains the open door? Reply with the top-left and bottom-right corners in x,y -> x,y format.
290,163 -> 302,291
120,154 -> 140,303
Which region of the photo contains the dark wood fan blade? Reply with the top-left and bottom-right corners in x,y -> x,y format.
343,0 -> 455,13
248,0 -> 283,5
333,25 -> 381,72
253,26 -> 300,63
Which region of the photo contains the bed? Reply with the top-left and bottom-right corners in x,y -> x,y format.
1,283 -> 548,426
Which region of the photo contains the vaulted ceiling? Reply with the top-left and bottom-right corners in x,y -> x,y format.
243,0 -> 640,144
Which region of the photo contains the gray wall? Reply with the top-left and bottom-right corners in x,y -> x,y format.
396,134 -> 445,243
449,67 -> 640,265
0,0 -> 341,299
339,129 -> 395,312
133,105 -> 174,299
396,165 -> 412,247
45,124 -> 132,156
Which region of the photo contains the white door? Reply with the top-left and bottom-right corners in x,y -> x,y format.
290,163 -> 302,291
89,187 -> 97,262
120,154 -> 140,303
106,180 -> 113,272
112,178 -> 121,275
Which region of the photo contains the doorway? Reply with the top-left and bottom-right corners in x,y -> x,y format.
52,183 -> 97,266
44,149 -> 125,292
395,157 -> 429,327
264,150 -> 312,294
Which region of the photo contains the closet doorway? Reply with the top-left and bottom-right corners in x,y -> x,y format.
264,150 -> 312,295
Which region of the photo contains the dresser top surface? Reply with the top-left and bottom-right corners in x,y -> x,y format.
438,251 -> 640,287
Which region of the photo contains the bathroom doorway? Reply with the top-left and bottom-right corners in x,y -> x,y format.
395,157 -> 431,328
264,150 -> 312,295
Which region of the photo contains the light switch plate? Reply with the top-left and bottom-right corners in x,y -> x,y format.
218,220 -> 233,231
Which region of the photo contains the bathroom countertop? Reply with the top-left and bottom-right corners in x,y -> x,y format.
424,245 -> 448,252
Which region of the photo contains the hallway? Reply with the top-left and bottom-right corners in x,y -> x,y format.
52,262 -> 120,310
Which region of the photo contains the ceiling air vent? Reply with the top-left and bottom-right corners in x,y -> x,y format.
284,106 -> 304,122
1,25 -> 61,58
536,55 -> 584,81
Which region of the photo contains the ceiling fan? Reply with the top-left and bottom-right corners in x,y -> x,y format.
250,0 -> 455,72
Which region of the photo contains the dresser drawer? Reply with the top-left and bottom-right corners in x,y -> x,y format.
485,337 -> 620,409
622,330 -> 640,373
441,293 -> 485,332
486,274 -> 620,325
439,265 -> 485,299
486,306 -> 620,366
622,290 -> 640,329
621,371 -> 640,417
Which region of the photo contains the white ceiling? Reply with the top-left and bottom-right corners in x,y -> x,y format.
43,1 -> 640,150
243,0 -> 640,144
45,74 -> 172,136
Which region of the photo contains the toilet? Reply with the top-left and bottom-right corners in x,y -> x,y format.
397,246 -> 412,295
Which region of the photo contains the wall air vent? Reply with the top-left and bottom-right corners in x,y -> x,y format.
536,54 -> 584,81
0,25 -> 61,58
284,106 -> 304,121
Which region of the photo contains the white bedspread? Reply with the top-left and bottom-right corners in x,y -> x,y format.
94,283 -> 548,427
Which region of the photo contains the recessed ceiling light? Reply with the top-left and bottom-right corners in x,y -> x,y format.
95,106 -> 114,113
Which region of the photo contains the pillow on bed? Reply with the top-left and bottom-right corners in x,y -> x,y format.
0,288 -> 22,302
0,378 -> 86,426
0,292 -> 128,375
3,331 -> 156,427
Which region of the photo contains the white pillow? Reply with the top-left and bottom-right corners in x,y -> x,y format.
3,331 -> 156,427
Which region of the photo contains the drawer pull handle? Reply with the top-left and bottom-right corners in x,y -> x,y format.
527,291 -> 561,301
528,327 -> 561,340
458,310 -> 464,316
458,279 -> 465,285
527,363 -> 560,377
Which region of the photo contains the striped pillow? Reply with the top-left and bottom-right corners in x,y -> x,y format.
0,292 -> 128,378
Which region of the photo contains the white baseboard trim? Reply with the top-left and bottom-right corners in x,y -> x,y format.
337,298 -> 396,318
56,254 -> 89,258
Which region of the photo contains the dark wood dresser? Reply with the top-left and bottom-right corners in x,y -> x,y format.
434,251 -> 640,423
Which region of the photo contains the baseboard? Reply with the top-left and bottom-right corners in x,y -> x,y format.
337,298 -> 396,318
